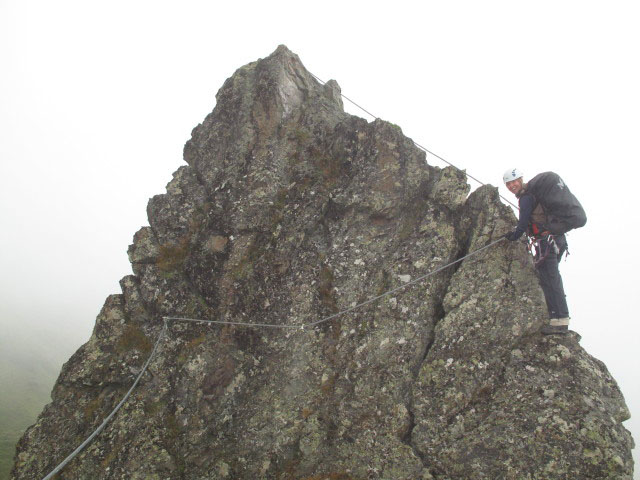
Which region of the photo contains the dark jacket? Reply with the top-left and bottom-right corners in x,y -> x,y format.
512,187 -> 547,240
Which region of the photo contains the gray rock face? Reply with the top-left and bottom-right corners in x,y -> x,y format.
12,45 -> 633,479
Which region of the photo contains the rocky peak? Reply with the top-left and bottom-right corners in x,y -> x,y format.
216,44 -> 343,119
12,46 -> 634,480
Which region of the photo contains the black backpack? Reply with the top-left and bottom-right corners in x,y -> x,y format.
526,172 -> 587,235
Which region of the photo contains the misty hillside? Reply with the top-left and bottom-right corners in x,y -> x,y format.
0,319 -> 85,480
11,46 -> 634,479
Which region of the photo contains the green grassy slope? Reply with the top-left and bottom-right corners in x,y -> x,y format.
0,321 -> 85,480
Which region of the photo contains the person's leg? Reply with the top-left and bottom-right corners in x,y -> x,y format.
536,263 -> 557,319
549,235 -> 569,319
536,240 -> 561,318
536,238 -> 569,334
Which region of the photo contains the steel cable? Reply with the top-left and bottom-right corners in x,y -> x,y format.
41,235 -> 505,479
308,71 -> 519,210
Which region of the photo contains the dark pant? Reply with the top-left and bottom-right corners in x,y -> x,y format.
535,235 -> 569,319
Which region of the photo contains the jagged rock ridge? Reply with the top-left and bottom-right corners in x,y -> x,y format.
12,45 -> 634,479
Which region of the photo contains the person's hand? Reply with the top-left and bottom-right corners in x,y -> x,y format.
504,231 -> 519,241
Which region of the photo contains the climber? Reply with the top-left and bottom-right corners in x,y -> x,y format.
502,168 -> 573,335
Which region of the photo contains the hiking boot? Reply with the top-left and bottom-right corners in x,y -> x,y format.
541,324 -> 569,335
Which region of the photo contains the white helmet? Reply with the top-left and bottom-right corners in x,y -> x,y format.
503,168 -> 524,184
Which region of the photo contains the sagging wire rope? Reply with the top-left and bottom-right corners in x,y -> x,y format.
165,238 -> 504,330
40,237 -> 505,480
41,321 -> 168,480
307,71 -> 519,210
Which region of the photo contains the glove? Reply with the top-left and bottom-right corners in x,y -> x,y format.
504,231 -> 519,242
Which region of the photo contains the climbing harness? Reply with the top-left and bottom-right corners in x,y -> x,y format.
39,237 -> 506,480
527,234 -> 563,267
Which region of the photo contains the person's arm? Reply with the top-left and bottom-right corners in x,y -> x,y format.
505,193 -> 534,241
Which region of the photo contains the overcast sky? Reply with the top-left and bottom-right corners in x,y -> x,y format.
1,0 -> 638,474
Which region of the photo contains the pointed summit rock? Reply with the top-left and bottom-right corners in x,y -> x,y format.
12,46 -> 633,480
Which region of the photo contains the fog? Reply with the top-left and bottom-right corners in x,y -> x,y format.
1,1 -> 638,477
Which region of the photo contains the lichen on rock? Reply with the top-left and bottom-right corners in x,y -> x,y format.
12,45 -> 634,480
